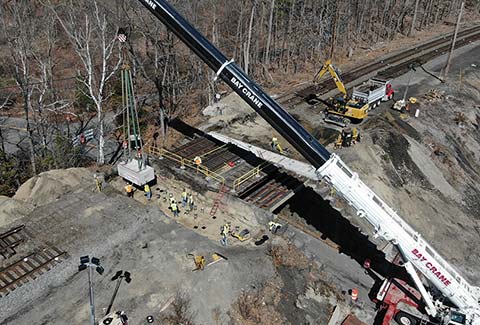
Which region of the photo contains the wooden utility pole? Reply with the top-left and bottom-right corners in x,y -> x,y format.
444,1 -> 464,77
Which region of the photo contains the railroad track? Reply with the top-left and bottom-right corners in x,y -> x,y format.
0,246 -> 67,297
278,25 -> 480,107
0,225 -> 25,259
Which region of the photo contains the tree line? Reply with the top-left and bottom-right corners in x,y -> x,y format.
0,0 -> 477,196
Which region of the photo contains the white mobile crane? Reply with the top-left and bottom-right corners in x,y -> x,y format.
135,1 -> 480,324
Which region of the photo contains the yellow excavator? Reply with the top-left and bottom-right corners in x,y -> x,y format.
313,60 -> 369,126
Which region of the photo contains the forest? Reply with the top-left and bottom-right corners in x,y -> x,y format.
0,0 -> 479,195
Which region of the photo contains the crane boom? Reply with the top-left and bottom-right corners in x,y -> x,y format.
135,1 -> 480,323
136,0 -> 329,168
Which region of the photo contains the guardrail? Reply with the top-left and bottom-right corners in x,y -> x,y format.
145,146 -> 225,186
232,161 -> 271,192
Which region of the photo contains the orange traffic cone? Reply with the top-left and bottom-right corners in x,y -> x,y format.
351,288 -> 359,302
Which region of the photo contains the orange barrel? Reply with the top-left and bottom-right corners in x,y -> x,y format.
351,288 -> 359,302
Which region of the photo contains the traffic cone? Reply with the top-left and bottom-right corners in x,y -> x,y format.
351,288 -> 359,302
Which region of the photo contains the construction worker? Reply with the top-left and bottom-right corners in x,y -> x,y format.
169,193 -> 175,204
334,133 -> 343,149
181,189 -> 188,208
271,137 -> 278,150
341,128 -> 353,147
94,174 -> 102,192
188,193 -> 194,211
125,183 -> 134,197
170,201 -> 179,217
271,137 -> 284,154
144,183 -> 152,201
352,127 -> 360,144
220,223 -> 230,246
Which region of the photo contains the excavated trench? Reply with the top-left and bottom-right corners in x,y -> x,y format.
280,187 -> 410,283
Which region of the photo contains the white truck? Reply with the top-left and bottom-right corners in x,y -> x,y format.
352,78 -> 394,108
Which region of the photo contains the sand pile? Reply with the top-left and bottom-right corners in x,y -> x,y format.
0,196 -> 34,227
13,167 -> 93,207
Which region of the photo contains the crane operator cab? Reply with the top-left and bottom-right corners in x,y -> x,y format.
448,311 -> 467,325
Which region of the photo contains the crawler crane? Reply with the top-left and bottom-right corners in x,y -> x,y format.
135,1 -> 480,324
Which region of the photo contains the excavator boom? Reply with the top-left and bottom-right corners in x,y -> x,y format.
313,59 -> 347,96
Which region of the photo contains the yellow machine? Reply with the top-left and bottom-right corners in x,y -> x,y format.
334,127 -> 360,149
313,60 -> 369,126
188,252 -> 226,271
231,227 -> 250,241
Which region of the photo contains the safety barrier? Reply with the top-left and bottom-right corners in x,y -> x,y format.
145,146 -> 225,185
232,161 -> 270,192
199,144 -> 228,158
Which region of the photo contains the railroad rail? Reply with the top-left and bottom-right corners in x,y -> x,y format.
0,246 -> 67,297
279,25 -> 480,107
0,225 -> 25,259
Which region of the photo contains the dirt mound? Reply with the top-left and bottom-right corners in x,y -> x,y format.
13,168 -> 92,207
0,196 -> 34,227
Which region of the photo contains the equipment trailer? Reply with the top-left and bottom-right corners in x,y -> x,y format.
135,1 -> 480,324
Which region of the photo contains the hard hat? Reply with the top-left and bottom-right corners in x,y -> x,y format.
272,137 -> 278,141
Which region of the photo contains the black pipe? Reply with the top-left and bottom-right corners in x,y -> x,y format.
136,0 -> 331,168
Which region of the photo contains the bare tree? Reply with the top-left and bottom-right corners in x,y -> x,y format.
409,0 -> 421,36
244,1 -> 257,76
52,0 -> 121,164
0,1 -> 39,174
264,0 -> 275,66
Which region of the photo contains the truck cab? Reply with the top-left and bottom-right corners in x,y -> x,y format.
448,311 -> 466,325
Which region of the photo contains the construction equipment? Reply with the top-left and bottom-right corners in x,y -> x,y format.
231,227 -> 250,241
116,30 -> 155,186
393,97 -> 417,113
334,127 -> 360,149
188,253 -> 226,271
313,60 -> 369,126
193,255 -> 206,271
352,78 -> 395,108
268,221 -> 283,234
392,62 -> 438,113
136,1 -> 480,324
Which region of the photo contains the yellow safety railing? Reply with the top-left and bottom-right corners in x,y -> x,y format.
232,162 -> 270,192
199,144 -> 228,158
145,146 -> 225,185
